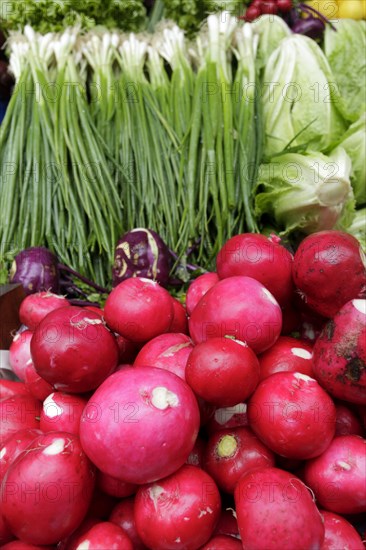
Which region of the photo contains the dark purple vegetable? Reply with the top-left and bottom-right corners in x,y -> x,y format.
10,247 -> 60,295
291,16 -> 325,39
112,228 -> 172,287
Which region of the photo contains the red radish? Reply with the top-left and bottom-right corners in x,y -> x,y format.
57,517 -> 99,550
40,391 -> 87,435
186,272 -> 219,316
186,436 -> 205,468
320,510 -> 364,550
0,511 -> 14,545
66,521 -> 133,549
303,435 -> 366,514
292,230 -> 366,318
30,306 -> 118,393
23,359 -> 53,401
335,402 -> 364,437
277,0 -> 293,12
104,277 -> 174,343
134,333 -> 193,380
234,467 -> 324,549
247,371 -> 336,459
280,302 -> 301,335
79,366 -> 200,484
170,298 -> 188,333
109,497 -> 147,550
85,305 -> 103,316
0,394 -> 41,445
201,535 -> 242,549
189,276 -> 282,354
312,299 -> 366,405
9,330 -> 33,381
1,431 -> 95,545
260,0 -> 278,13
19,291 -> 69,330
134,464 -> 221,550
0,428 -> 42,483
197,397 -> 216,427
0,380 -> 30,400
203,427 -> 275,494
206,403 -> 248,435
244,4 -> 261,21
97,470 -> 137,498
258,336 -> 314,381
186,337 -> 260,407
213,509 -> 240,539
86,487 -> 118,520
216,233 -> 294,307
116,334 -> 139,365
1,543 -> 53,549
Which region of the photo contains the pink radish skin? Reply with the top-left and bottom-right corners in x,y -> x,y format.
312,299 -> 366,405
134,465 -> 221,550
1,431 -> 95,545
31,306 -> 119,393
234,467 -> 325,550
189,276 -> 282,354
40,391 -> 87,435
258,336 -> 314,382
96,470 -> 137,499
0,380 -> 30,400
1,543 -> 54,550
109,497 -> 147,550
203,427 -> 275,494
292,230 -> 366,318
303,435 -> 366,515
23,359 -> 53,401
9,330 -> 33,381
19,291 -> 69,330
186,272 -> 219,316
0,428 -> 42,483
216,233 -> 294,307
247,371 -> 336,459
104,277 -> 174,343
0,511 -> 14,545
134,333 -> 193,380
170,298 -> 189,334
320,510 -> 364,550
0,394 -> 41,446
335,403 -> 364,437
79,366 -> 200,484
205,403 -> 248,435
185,337 -> 260,407
68,521 -> 133,550
200,535 -> 242,549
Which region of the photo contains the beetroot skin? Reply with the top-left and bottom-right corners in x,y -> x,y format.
313,299 -> 366,405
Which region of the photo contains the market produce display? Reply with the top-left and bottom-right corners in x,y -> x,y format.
1,228 -> 365,548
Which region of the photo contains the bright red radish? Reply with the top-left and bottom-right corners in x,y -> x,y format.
109,497 -> 147,550
335,402 -> 364,436
234,467 -> 325,549
186,436 -> 205,468
0,511 -> 14,545
247,371 -> 336,459
66,521 -> 133,549
186,272 -> 219,316
23,359 -> 53,401
19,291 -> 69,330
1,431 -> 95,545
320,510 -> 364,550
0,380 -> 30,400
79,366 -> 200,484
213,509 -> 240,539
186,337 -> 260,407
104,277 -> 174,342
206,403 -> 248,435
189,276 -> 282,354
216,233 -> 294,306
313,299 -> 366,405
203,426 -> 275,494
134,464 -> 221,550
303,435 -> 366,514
170,298 -> 188,333
200,535 -> 242,549
134,333 -> 193,380
115,334 -> 139,365
0,428 -> 42,483
96,470 -> 137,498
9,330 -> 33,381
258,336 -> 313,381
30,306 -> 118,393
40,391 -> 87,435
1,543 -> 53,549
292,230 -> 366,318
0,394 -> 41,445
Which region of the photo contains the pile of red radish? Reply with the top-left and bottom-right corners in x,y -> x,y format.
1,229 -> 365,549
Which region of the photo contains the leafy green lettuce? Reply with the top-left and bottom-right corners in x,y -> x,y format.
324,20 -> 366,122
254,147 -> 354,235
345,208 -> 366,252
262,34 -> 347,157
252,15 -> 291,71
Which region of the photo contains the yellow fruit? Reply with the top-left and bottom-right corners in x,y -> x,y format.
338,0 -> 365,19
305,0 -> 339,19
